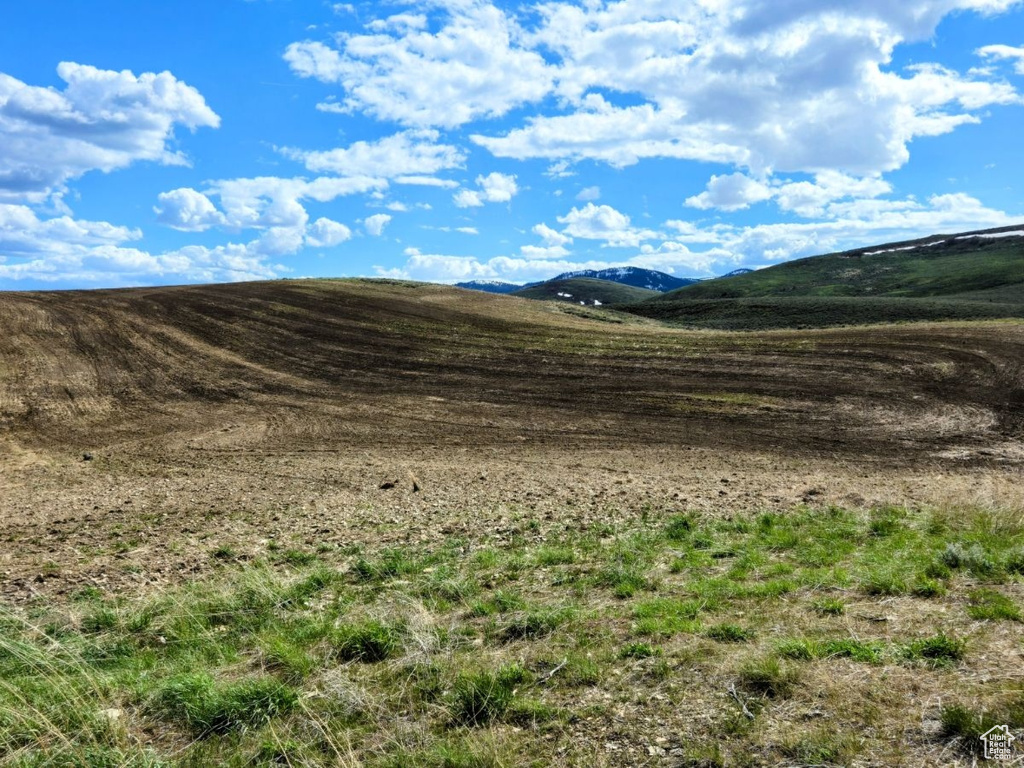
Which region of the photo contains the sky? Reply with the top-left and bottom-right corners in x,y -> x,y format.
1,0 -> 1024,290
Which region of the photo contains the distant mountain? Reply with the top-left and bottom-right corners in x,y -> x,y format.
458,267 -> 752,296
455,280 -> 530,294
513,277 -> 659,305
552,267 -> 699,292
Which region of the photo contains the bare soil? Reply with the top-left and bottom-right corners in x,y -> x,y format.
1,279 -> 1022,602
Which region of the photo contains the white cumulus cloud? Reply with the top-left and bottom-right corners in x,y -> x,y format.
364,213 -> 392,236
467,1 -> 1022,177
557,203 -> 658,248
284,3 -> 554,128
477,172 -> 518,202
685,174 -> 774,212
0,203 -> 285,286
154,188 -> 226,232
0,62 -> 219,203
454,172 -> 518,207
533,222 -> 572,247
453,189 -> 483,208
202,175 -> 385,231
305,217 -> 352,248
280,129 -> 464,180
773,172 -> 892,218
151,176 -> 384,260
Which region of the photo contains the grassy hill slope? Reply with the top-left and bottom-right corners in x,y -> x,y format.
656,229 -> 1024,301
625,295 -> 1024,330
512,277 -> 659,304
622,227 -> 1024,329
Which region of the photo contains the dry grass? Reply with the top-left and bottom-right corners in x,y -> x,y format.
3,501 -> 1023,766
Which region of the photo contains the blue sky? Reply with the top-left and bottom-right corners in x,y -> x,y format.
1,0 -> 1023,290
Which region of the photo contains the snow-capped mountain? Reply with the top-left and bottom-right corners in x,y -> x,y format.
550,267 -> 699,292
455,280 -> 534,294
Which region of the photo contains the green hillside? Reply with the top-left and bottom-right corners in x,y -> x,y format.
621,227 -> 1024,329
624,296 -> 1024,330
653,230 -> 1024,301
513,277 -> 659,305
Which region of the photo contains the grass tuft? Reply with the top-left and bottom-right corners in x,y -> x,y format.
868,506 -> 906,538
776,637 -> 884,663
782,728 -> 861,765
500,607 -> 572,642
633,598 -> 705,637
811,597 -> 846,616
448,664 -> 530,726
1005,547 -> 1024,575
351,548 -> 421,581
903,634 -> 967,667
620,642 -> 661,659
737,656 -> 799,698
591,564 -> 653,598
534,545 -> 577,566
664,513 -> 697,542
152,672 -> 297,736
469,589 -> 526,617
704,623 -> 754,643
333,620 -> 405,662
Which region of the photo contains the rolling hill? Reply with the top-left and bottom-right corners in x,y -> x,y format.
511,277 -> 659,305
1,278 -> 1020,461
622,225 -> 1024,329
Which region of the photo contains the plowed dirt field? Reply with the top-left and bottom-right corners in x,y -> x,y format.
1,279 -> 1021,602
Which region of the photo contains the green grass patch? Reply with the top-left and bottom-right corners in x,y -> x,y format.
633,598 -> 707,637
663,513 -> 697,542
533,545 -> 577,566
352,548 -> 424,581
499,607 -> 573,642
591,563 -> 654,598
448,664 -> 530,726
333,620 -> 405,662
152,672 -> 297,736
619,642 -> 661,659
737,656 -> 800,698
776,637 -> 885,663
469,589 -> 526,617
902,634 -> 967,667
782,728 -> 861,765
967,589 -> 1021,621
280,548 -> 317,567
811,597 -> 846,616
